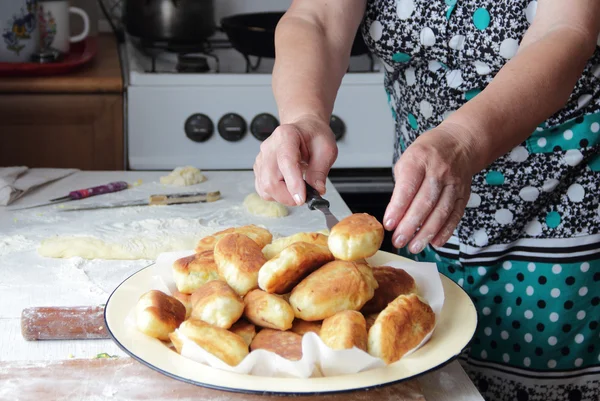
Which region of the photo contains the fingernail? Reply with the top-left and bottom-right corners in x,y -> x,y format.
293,193 -> 303,205
393,234 -> 406,248
410,240 -> 424,254
385,218 -> 395,230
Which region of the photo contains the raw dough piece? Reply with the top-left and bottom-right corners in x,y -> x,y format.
38,218 -> 218,260
38,235 -> 197,260
243,193 -> 288,218
160,166 -> 206,186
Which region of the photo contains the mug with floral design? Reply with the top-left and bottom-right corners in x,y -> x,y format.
37,0 -> 89,55
0,0 -> 39,62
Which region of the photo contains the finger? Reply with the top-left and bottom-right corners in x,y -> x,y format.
383,159 -> 426,232
253,156 -> 273,201
304,137 -> 337,194
277,140 -> 305,206
254,173 -> 274,201
407,184 -> 458,254
260,150 -> 296,206
392,176 -> 443,249
431,195 -> 468,247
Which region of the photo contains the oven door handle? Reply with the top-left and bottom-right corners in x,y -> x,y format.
330,178 -> 395,194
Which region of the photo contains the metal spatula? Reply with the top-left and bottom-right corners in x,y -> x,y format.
305,182 -> 339,230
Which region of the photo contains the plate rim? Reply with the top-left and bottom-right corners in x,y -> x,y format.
104,252 -> 478,395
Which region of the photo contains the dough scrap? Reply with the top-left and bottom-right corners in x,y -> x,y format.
243,193 -> 288,218
38,235 -> 198,260
160,166 -> 206,186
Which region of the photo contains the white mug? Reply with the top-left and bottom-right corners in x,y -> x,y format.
0,0 -> 40,62
38,0 -> 89,54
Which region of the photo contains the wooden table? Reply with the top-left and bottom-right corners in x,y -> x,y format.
0,171 -> 484,401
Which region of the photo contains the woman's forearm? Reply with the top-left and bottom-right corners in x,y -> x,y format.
445,27 -> 598,174
272,1 -> 366,125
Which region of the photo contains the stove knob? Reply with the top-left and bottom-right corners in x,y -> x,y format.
251,113 -> 279,141
185,113 -> 214,142
218,113 -> 247,142
330,115 -> 346,141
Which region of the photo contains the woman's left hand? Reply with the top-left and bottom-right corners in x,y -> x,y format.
383,124 -> 477,253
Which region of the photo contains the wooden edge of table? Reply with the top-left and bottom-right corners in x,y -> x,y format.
0,357 -> 426,401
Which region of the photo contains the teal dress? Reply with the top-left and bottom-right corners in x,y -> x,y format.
361,1 -> 600,400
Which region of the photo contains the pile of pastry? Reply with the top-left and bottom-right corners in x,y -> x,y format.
135,213 -> 436,369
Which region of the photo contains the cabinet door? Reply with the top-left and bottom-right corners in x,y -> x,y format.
0,94 -> 124,170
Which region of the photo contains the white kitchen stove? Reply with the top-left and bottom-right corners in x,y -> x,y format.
123,7 -> 395,171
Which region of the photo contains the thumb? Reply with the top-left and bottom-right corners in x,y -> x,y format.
305,137 -> 338,194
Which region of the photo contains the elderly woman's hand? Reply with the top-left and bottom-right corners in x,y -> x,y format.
384,124 -> 477,253
253,115 -> 338,206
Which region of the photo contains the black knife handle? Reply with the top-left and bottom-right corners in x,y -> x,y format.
305,182 -> 330,210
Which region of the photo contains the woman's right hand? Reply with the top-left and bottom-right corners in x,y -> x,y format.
253,115 -> 338,207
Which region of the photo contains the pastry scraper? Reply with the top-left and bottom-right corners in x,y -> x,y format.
305,182 -> 339,230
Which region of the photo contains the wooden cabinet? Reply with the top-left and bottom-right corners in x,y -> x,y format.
0,35 -> 124,170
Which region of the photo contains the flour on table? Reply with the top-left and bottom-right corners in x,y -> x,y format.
37,218 -> 221,260
0,235 -> 35,256
160,166 -> 206,186
243,193 -> 289,218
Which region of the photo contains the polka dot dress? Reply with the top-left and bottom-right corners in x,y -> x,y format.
361,1 -> 600,400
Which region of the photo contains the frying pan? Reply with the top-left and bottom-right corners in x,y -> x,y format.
220,12 -> 369,59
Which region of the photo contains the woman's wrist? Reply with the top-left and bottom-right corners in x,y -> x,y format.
434,119 -> 492,176
280,111 -> 329,126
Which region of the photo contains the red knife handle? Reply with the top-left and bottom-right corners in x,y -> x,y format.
68,181 -> 129,200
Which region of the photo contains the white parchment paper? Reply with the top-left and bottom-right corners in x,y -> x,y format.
128,250 -> 445,378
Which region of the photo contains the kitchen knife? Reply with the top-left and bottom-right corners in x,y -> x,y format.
9,181 -> 130,211
59,190 -> 221,212
305,182 -> 339,230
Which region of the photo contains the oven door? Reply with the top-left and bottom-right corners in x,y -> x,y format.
329,168 -> 397,253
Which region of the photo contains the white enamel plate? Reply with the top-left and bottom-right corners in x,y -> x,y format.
105,251 -> 477,395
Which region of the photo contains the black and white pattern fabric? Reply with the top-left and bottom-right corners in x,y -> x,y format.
360,0 -> 600,247
359,1 -> 600,401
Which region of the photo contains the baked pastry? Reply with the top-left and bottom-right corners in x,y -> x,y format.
320,310 -> 367,351
172,250 -> 220,294
291,319 -> 322,336
328,213 -> 384,261
214,233 -> 267,296
243,289 -> 295,331
169,318 -> 249,366
262,232 -> 329,260
136,290 -> 186,341
367,293 -> 436,364
229,319 -> 257,346
250,328 -> 303,361
361,266 -> 417,314
196,225 -> 273,253
289,260 -> 378,321
258,241 -> 334,294
364,313 -> 379,332
190,280 -> 244,329
172,290 -> 192,319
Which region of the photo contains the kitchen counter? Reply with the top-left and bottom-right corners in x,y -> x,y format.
0,35 -> 125,170
0,34 -> 123,94
0,170 -> 483,401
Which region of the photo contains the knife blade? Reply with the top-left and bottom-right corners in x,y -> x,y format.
59,190 -> 221,212
305,182 -> 339,230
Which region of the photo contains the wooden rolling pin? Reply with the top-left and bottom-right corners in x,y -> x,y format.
21,306 -> 110,341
